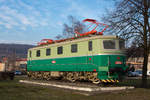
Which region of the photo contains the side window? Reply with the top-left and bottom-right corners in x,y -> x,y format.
103,40 -> 116,49
29,51 -> 32,57
71,44 -> 77,53
88,41 -> 92,51
57,46 -> 63,54
36,50 -> 40,57
46,48 -> 51,56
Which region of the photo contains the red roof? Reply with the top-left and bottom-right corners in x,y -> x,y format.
16,58 -> 27,61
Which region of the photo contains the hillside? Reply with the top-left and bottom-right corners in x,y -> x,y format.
0,43 -> 34,59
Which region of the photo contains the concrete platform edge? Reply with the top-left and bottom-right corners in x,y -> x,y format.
19,80 -> 135,92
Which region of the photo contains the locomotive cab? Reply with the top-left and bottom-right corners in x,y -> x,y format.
97,38 -> 128,82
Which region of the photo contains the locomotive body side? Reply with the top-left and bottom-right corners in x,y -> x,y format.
27,35 -> 128,83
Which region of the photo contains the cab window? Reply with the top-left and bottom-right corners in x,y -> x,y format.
103,40 -> 116,49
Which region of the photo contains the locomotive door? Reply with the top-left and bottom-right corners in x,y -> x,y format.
27,51 -> 32,70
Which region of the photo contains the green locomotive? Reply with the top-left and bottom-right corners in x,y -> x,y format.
27,19 -> 128,84
27,35 -> 128,84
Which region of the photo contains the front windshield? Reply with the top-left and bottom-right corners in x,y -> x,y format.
119,40 -> 125,49
103,40 -> 116,49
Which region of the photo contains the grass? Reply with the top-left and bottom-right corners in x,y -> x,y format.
118,78 -> 150,88
0,76 -> 150,100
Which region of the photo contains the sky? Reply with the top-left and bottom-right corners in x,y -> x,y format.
0,0 -> 115,45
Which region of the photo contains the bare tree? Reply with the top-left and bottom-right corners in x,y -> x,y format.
55,15 -> 85,39
103,0 -> 150,87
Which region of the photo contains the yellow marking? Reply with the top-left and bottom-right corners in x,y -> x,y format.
102,80 -> 107,83
116,80 -> 119,83
107,79 -> 111,82
111,79 -> 115,82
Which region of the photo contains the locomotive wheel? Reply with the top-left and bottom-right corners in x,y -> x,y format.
85,72 -> 100,84
43,72 -> 51,80
27,72 -> 31,77
92,77 -> 100,84
37,72 -> 43,79
31,72 -> 37,79
34,72 -> 39,79
66,73 -> 76,82
86,72 -> 93,81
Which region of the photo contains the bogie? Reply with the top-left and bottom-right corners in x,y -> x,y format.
28,71 -> 101,84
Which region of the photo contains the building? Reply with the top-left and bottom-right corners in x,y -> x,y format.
1,57 -> 27,72
127,56 -> 150,73
15,58 -> 27,71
